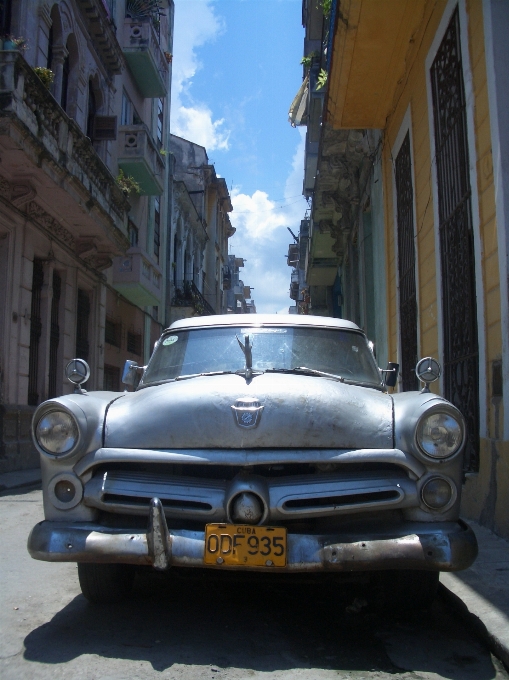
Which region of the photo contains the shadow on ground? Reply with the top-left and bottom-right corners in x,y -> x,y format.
23,570 -> 500,678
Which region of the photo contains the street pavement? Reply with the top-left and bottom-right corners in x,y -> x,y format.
1,469 -> 508,679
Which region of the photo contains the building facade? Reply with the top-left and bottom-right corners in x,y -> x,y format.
0,0 -> 173,471
295,0 -> 509,538
167,134 -> 236,324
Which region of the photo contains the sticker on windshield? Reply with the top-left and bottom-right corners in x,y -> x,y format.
163,335 -> 178,346
352,346 -> 359,352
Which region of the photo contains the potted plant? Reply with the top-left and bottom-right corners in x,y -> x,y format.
33,67 -> 54,89
3,35 -> 28,52
116,169 -> 141,197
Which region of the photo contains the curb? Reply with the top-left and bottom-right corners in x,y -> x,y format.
438,582 -> 509,670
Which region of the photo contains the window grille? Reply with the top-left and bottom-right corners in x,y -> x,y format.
28,259 -> 44,406
105,318 -> 121,347
127,331 -> 142,356
48,271 -> 61,399
103,364 -> 120,392
395,132 -> 418,391
430,8 -> 479,471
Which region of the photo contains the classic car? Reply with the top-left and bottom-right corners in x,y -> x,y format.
27,314 -> 477,605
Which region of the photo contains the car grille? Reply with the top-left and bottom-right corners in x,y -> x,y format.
83,462 -> 416,524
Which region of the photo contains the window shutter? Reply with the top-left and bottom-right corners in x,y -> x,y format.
92,116 -> 117,141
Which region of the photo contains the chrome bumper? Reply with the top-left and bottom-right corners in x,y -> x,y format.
28,498 -> 478,573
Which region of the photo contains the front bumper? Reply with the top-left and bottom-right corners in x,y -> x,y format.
28,498 -> 478,573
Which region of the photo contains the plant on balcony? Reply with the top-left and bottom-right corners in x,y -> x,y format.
116,169 -> 141,197
315,68 -> 328,91
3,35 -> 28,51
320,0 -> 332,19
33,67 -> 54,89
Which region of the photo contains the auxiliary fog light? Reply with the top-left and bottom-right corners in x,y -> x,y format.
421,477 -> 453,510
49,474 -> 83,510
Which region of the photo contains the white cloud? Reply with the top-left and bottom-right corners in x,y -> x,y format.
229,130 -> 308,314
171,0 -> 230,151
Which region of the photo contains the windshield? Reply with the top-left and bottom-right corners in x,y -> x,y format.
140,326 -> 382,387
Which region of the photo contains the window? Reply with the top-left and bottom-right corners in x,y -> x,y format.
105,318 -> 121,347
28,259 -> 44,406
154,197 -> 160,260
121,90 -> 141,126
127,331 -> 142,356
86,80 -> 97,139
61,51 -> 70,111
48,271 -> 62,399
128,221 -> 139,247
157,98 -> 164,147
103,365 -> 120,391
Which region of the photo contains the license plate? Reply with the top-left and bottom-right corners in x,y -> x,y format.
204,523 -> 287,567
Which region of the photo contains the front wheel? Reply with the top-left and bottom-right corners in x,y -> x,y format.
77,563 -> 135,604
374,570 -> 439,612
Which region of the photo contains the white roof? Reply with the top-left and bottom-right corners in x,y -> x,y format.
166,314 -> 361,332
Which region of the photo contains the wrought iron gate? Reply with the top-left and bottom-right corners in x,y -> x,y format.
395,132 -> 418,391
430,8 -> 479,471
48,271 -> 61,399
28,259 -> 44,406
76,289 -> 90,362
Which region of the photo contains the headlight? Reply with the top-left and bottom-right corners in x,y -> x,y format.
416,411 -> 462,459
36,410 -> 78,454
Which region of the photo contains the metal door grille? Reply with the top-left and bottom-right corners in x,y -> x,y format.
395,133 -> 418,391
28,259 -> 44,406
76,289 -> 90,362
48,271 -> 61,399
430,8 -> 479,471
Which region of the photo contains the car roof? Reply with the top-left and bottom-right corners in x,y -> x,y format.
165,314 -> 361,333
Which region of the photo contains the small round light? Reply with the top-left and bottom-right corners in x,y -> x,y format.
36,411 -> 78,454
417,411 -> 462,458
421,477 -> 453,509
54,479 -> 76,503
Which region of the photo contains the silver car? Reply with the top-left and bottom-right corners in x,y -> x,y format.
28,314 -> 477,605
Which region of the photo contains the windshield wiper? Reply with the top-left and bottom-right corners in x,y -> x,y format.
265,366 -> 344,382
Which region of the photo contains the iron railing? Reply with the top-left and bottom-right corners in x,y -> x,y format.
172,280 -> 215,316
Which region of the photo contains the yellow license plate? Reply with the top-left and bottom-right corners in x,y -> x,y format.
204,523 -> 287,567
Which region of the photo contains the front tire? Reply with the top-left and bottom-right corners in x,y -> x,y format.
78,563 -> 135,603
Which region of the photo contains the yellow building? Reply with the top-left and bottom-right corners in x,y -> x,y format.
300,0 -> 509,537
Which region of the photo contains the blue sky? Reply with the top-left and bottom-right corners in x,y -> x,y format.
171,0 -> 308,313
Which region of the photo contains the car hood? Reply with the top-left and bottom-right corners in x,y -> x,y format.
104,373 -> 393,449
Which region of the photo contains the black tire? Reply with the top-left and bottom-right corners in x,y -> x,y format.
374,570 -> 439,612
77,563 -> 135,604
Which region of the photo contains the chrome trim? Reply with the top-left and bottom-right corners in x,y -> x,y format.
74,447 -> 427,479
27,504 -> 478,573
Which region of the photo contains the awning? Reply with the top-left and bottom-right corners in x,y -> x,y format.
288,74 -> 309,127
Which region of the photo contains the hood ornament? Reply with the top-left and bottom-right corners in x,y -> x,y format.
232,397 -> 264,429
236,334 -> 262,383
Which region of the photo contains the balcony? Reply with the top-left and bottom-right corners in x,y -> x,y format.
172,280 -> 215,316
112,248 -> 162,307
117,125 -> 165,195
122,17 -> 169,98
0,53 -> 130,263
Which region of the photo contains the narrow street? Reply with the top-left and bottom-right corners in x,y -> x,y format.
1,488 -> 507,680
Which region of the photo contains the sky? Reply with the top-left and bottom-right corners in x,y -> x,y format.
170,0 -> 309,314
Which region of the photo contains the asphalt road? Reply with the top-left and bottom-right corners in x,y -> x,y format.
1,488 -> 508,680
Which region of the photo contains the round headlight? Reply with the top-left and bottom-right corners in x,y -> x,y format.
416,411 -> 462,459
36,410 -> 78,455
421,477 -> 453,509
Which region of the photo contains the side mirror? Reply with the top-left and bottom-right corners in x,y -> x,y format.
383,362 -> 399,388
122,360 -> 142,386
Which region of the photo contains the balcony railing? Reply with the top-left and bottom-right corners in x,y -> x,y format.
122,17 -> 169,98
172,280 -> 215,316
112,247 -> 162,307
118,124 -> 165,195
